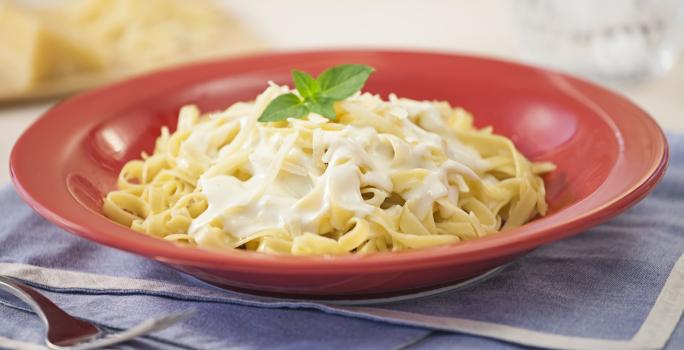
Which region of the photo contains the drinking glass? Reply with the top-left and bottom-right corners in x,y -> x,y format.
513,0 -> 684,82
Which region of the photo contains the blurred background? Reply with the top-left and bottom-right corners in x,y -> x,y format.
1,0 -> 683,183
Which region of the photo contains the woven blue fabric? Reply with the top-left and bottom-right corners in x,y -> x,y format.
0,135 -> 682,350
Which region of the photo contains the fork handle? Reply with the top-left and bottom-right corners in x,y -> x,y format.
0,275 -> 100,347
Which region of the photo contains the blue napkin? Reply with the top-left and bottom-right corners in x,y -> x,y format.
1,135 -> 683,350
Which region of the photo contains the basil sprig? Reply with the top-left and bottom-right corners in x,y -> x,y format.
258,64 -> 375,122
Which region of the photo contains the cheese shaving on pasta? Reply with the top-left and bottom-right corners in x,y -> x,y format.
103,84 -> 555,255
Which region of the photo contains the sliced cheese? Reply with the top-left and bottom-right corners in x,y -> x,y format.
56,0 -> 249,68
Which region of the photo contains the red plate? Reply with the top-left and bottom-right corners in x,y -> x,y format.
10,50 -> 668,298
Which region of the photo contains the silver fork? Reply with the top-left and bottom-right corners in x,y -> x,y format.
0,275 -> 192,349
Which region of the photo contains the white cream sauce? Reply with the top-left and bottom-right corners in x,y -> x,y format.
186,86 -> 488,239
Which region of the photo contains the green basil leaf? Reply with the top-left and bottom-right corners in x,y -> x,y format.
292,69 -> 318,98
258,93 -> 309,122
306,97 -> 336,120
258,64 -> 376,123
316,64 -> 375,100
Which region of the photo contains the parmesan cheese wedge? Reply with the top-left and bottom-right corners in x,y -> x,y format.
0,3 -> 103,90
0,0 -> 263,101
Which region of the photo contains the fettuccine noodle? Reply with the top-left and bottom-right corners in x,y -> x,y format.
103,83 -> 554,255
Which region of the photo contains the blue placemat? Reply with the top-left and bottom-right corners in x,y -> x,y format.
1,135 -> 682,350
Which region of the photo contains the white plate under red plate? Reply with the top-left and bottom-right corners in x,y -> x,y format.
10,50 -> 668,299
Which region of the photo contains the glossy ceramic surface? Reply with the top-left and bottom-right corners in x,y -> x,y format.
10,50 -> 668,298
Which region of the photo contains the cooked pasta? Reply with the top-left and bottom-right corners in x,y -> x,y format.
103,83 -> 554,255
